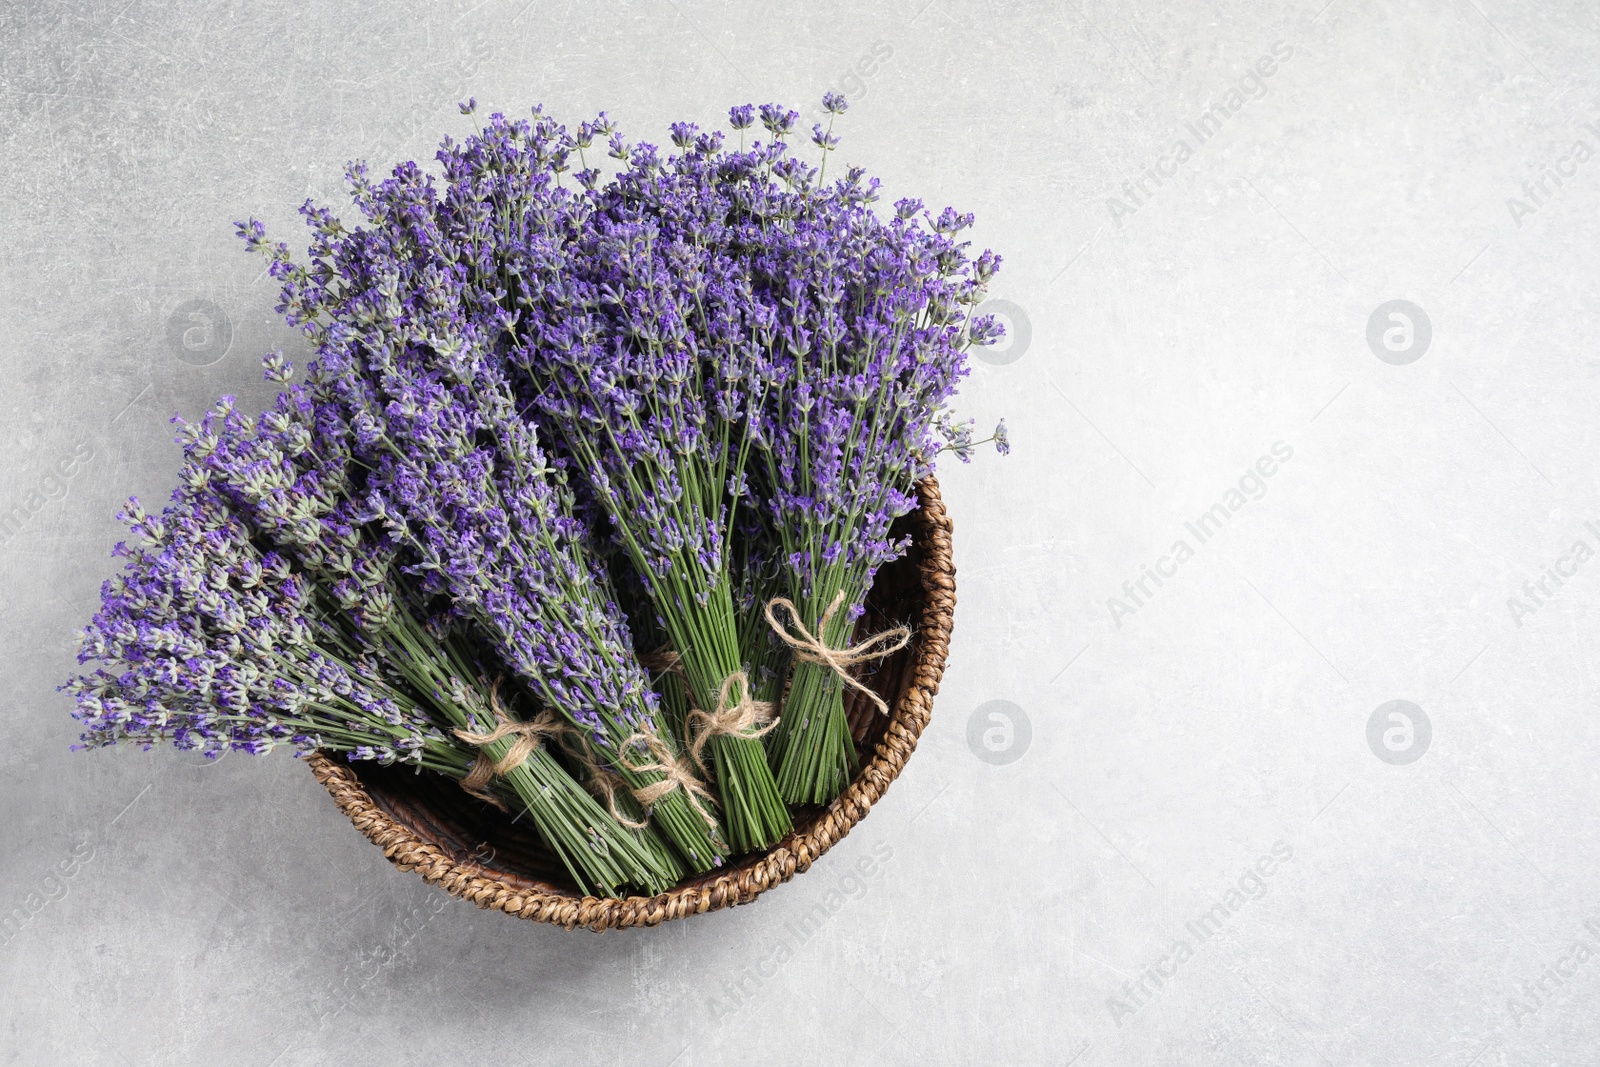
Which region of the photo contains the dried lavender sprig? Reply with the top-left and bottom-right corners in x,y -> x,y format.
758,206 -> 999,800
64,485 -> 425,754
422,117 -> 738,868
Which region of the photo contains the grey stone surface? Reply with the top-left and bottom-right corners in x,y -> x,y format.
2,1 -> 1597,1063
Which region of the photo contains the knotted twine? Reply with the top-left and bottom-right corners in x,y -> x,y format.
764,591 -> 912,716
644,644 -> 776,778
685,669 -> 778,775
638,650 -> 776,820
564,726 -> 721,832
459,590 -> 908,824
452,680 -> 565,810
455,680 -> 720,833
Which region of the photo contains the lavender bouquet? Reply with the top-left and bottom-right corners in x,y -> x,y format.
723,100 -> 1004,802
64,394 -> 683,897
236,144 -> 728,873
500,120 -> 799,853
505,99 -> 1005,805
63,95 -> 1003,900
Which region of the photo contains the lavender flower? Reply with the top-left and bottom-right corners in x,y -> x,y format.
500,98 -> 1001,809
65,485 -> 447,767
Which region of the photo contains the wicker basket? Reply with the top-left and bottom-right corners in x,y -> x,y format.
305,478 -> 955,931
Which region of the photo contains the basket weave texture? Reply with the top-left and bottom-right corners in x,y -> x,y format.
305,478 -> 955,930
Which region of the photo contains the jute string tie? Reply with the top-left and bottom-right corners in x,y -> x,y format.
563,726 -> 721,832
639,647 -> 771,824
764,591 -> 911,715
616,727 -> 721,830
685,669 -> 777,775
452,680 -> 565,809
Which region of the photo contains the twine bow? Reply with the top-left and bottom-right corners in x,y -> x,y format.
617,727 -> 722,830
559,726 -> 719,832
452,680 -> 565,809
685,670 -> 778,775
764,591 -> 911,716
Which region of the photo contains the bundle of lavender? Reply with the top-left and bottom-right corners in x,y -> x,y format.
64,393 -> 685,897
62,97 -> 1003,898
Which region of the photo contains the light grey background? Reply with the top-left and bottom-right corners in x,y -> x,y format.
3,1 -> 1597,1064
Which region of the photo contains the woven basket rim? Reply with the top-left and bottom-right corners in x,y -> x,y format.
305,476 -> 954,931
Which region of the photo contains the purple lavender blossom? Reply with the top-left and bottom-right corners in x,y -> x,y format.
491,98 -> 1001,815
501,119 -> 803,853
64,485 -> 445,766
